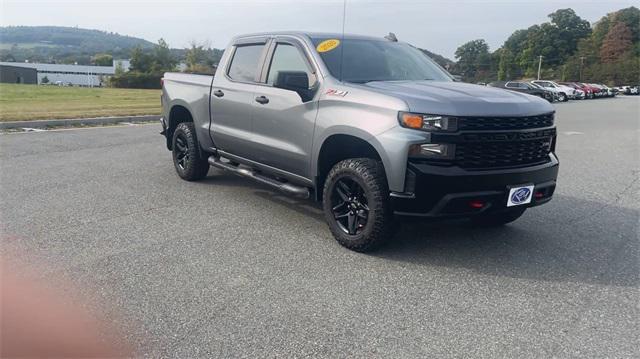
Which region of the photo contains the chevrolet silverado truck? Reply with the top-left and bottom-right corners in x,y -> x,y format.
161,32 -> 559,252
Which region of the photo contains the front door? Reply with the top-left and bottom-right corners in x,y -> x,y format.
250,39 -> 319,179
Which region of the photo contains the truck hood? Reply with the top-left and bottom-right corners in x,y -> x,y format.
361,80 -> 553,117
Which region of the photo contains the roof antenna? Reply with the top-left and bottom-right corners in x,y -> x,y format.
339,0 -> 347,83
385,32 -> 398,42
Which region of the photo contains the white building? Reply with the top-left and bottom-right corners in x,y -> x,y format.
114,59 -> 131,72
0,61 -> 129,87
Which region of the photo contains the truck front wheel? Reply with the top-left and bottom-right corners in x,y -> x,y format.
172,122 -> 209,181
322,158 -> 394,252
470,207 -> 526,227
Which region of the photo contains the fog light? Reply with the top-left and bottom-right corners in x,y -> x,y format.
469,200 -> 485,209
409,143 -> 455,160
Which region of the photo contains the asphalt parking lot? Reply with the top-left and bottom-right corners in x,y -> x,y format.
1,97 -> 638,357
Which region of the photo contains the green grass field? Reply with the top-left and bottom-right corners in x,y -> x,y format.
0,83 -> 161,122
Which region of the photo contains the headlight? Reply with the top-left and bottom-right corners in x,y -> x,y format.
409,143 -> 455,160
399,112 -> 458,132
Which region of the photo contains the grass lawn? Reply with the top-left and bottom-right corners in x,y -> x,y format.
0,83 -> 161,122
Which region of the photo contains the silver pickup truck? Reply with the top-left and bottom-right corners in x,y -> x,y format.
161,32 -> 559,252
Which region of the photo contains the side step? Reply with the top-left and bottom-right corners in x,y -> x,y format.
208,156 -> 310,199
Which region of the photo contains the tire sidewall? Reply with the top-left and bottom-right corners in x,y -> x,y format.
322,159 -> 392,251
172,122 -> 205,180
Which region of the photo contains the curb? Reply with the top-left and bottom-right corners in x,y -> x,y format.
0,115 -> 161,130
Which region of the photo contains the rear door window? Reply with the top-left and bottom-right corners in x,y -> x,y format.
227,44 -> 265,82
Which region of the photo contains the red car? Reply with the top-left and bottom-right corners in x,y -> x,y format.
561,82 -> 597,99
582,83 -> 605,98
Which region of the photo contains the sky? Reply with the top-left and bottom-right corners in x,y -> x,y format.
1,0 -> 637,59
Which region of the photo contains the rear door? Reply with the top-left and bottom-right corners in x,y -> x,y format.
210,38 -> 268,158
249,37 -> 320,178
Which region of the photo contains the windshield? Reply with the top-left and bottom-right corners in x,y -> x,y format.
310,37 -> 453,83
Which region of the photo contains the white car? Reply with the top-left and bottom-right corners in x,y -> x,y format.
601,84 -> 616,97
531,80 -> 574,101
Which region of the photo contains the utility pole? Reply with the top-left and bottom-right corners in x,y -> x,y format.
579,56 -> 585,82
537,55 -> 543,80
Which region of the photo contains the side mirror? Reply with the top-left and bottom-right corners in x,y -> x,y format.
274,71 -> 312,101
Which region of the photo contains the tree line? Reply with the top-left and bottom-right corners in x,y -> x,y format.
108,40 -> 223,88
453,7 -> 639,85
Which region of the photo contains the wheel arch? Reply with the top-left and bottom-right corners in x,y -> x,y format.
166,102 -> 194,150
313,131 -> 392,202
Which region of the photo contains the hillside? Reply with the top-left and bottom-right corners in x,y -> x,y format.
0,26 -> 154,50
0,26 -> 155,64
419,48 -> 456,69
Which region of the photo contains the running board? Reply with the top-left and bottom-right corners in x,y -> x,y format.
208,156 -> 310,199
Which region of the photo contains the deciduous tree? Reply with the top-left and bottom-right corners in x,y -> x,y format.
600,22 -> 633,62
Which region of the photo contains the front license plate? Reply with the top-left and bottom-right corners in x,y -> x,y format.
507,185 -> 534,207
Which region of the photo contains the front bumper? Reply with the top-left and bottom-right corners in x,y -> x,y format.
391,154 -> 559,217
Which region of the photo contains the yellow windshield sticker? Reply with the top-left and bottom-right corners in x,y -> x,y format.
316,39 -> 340,53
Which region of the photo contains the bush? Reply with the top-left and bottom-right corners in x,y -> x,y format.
109,71 -> 162,89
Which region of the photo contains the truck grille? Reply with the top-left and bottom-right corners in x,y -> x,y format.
455,138 -> 553,169
458,113 -> 554,131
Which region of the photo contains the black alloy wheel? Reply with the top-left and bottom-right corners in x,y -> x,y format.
330,177 -> 370,235
174,133 -> 190,170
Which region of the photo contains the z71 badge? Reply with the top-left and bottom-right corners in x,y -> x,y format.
326,89 -> 348,97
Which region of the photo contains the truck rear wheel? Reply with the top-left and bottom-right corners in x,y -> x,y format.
322,158 -> 394,252
172,122 -> 209,181
470,207 -> 526,227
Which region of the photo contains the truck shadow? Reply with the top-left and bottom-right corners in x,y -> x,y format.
200,173 -> 638,288
377,194 -> 638,288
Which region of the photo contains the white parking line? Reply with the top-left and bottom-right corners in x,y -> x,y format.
1,122 -> 157,135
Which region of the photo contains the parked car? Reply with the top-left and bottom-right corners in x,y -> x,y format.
161,32 -> 559,251
531,80 -> 571,102
555,82 -> 585,100
488,81 -> 555,102
573,83 -> 596,98
529,82 -> 559,102
614,86 -> 629,94
553,81 -> 584,100
600,84 -> 616,97
588,83 -> 607,98
559,82 -> 590,99
616,85 -> 639,95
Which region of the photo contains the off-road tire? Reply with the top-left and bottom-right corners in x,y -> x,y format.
172,122 -> 209,181
322,158 -> 394,252
470,207 -> 526,227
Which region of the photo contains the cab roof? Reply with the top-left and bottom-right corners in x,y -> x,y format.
232,31 -> 389,43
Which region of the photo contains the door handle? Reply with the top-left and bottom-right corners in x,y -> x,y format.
213,89 -> 224,97
255,95 -> 269,104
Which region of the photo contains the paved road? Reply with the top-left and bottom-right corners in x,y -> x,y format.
1,97 -> 638,357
